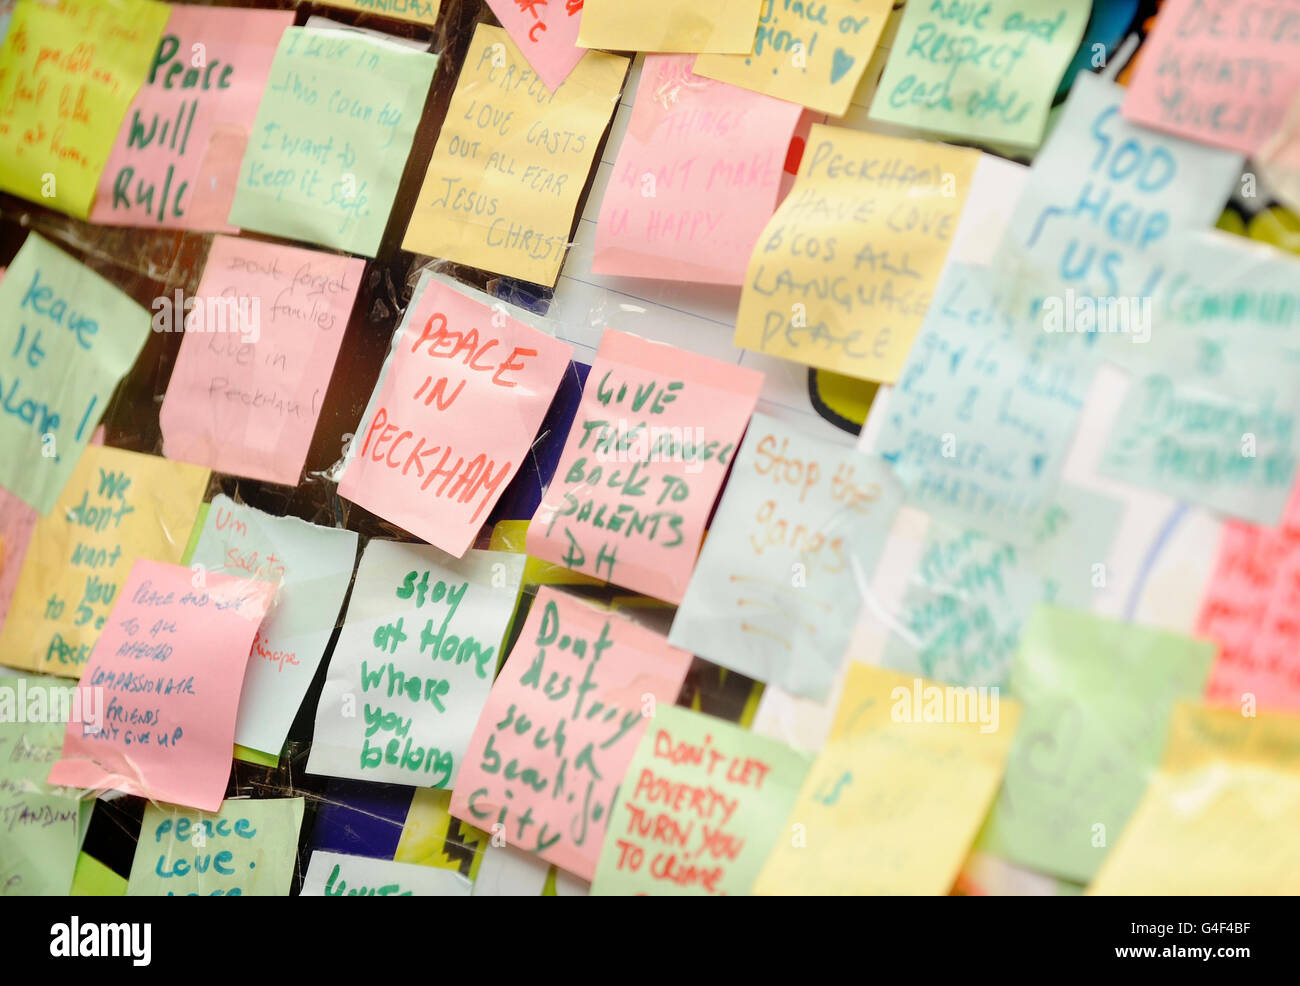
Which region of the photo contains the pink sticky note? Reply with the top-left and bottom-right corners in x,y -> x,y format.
339,275 -> 573,557
1122,0 -> 1300,156
450,586 -> 691,880
485,0 -> 586,92
159,236 -> 363,486
527,329 -> 763,603
594,55 -> 803,285
91,6 -> 292,230
0,486 -> 36,635
46,559 -> 274,811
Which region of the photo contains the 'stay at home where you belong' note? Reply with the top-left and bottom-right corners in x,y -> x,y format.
46,559 -> 275,812
527,329 -> 765,604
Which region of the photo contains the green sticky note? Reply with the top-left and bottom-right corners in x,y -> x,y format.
0,234 -> 151,514
71,853 -> 128,897
229,27 -> 439,257
867,0 -> 1091,149
977,605 -> 1216,883
127,798 -> 306,896
0,674 -> 89,896
590,706 -> 809,896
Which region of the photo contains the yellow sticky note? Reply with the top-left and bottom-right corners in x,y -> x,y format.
735,125 -> 978,383
578,0 -> 762,53
0,0 -> 170,219
402,24 -> 626,286
1089,704 -> 1300,896
316,0 -> 441,27
695,0 -> 894,116
0,446 -> 209,678
754,664 -> 1020,895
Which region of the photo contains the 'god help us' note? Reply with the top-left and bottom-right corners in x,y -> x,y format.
527,329 -> 765,604
229,26 -> 438,257
402,24 -> 627,286
670,413 -> 902,701
593,54 -> 804,286
338,272 -> 572,557
159,236 -> 364,487
0,445 -> 209,678
307,539 -> 525,790
578,0 -> 764,53
450,587 -> 692,881
126,797 -> 305,896
734,126 -> 978,384
188,496 -> 358,758
0,235 -> 152,515
46,559 -> 275,812
0,0 -> 170,218
867,0 -> 1091,149
90,6 -> 293,231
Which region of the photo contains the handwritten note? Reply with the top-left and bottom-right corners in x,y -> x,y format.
734,125 -> 978,383
450,586 -> 692,880
301,850 -> 473,896
126,798 -> 304,896
317,0 -> 441,27
189,495 -> 358,757
90,6 -> 292,230
0,234 -> 152,515
1122,0 -> 1300,156
591,706 -> 808,895
695,0 -> 893,116
1088,703 -> 1300,894
485,0 -> 584,92
527,329 -> 764,603
46,559 -> 274,811
229,26 -> 438,257
670,413 -> 901,699
578,0 -> 763,53
978,604 -> 1215,883
0,445 -> 208,678
592,54 -> 803,285
308,539 -> 524,789
867,0 -> 1091,148
754,662 -> 1021,894
403,24 -> 626,286
159,236 -> 363,486
0,0 -> 169,218
338,272 -> 572,556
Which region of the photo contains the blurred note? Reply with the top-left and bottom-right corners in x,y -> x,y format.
485,0 -> 585,91
317,0 -> 441,27
578,0 -> 763,53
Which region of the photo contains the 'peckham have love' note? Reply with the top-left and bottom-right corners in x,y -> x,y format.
338,272 -> 572,557
46,559 -> 274,812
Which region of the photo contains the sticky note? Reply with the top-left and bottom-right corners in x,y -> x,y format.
127,798 -> 304,896
527,328 -> 765,603
0,0 -> 170,218
0,445 -> 208,678
159,236 -> 363,486
867,0 -> 1091,148
592,54 -> 803,285
450,587 -> 692,881
670,413 -> 901,700
301,851 -> 473,896
1122,0 -> 1300,156
1089,704 -> 1300,895
578,0 -> 763,53
754,663 -> 1021,895
402,24 -> 626,286
308,539 -> 524,789
338,272 -> 572,556
485,0 -> 585,91
734,125 -> 978,383
591,706 -> 808,895
978,604 -> 1216,883
0,234 -> 152,515
46,559 -> 274,812
229,26 -> 438,257
90,6 -> 292,230
0,486 -> 37,634
189,496 -> 358,757
317,0 -> 441,27
695,0 -> 893,116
